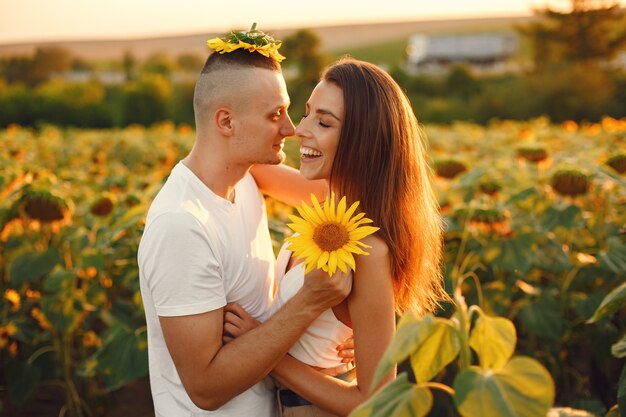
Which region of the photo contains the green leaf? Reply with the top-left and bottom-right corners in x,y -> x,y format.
78,323 -> 148,390
370,313 -> 435,390
410,318 -> 461,382
6,360 -> 42,405
41,289 -> 83,333
107,204 -> 146,242
598,237 -> 626,275
587,282 -> 626,323
490,234 -> 535,274
469,312 -> 516,370
507,187 -> 539,204
453,356 -> 555,417
43,267 -> 73,292
519,295 -> 563,340
612,334 -> 626,358
541,205 -> 582,230
350,374 -> 433,417
9,247 -> 61,286
533,237 -> 572,273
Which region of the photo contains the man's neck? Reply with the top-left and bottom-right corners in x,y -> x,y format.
182,147 -> 250,203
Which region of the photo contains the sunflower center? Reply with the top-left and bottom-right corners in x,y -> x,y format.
313,222 -> 350,252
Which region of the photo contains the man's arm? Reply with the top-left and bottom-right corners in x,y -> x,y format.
160,267 -> 352,411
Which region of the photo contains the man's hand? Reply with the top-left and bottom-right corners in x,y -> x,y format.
298,267 -> 353,313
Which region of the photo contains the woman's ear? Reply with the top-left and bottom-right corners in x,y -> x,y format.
215,107 -> 234,136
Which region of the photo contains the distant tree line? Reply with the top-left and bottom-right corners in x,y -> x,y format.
0,0 -> 624,128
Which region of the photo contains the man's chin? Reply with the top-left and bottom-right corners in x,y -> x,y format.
263,151 -> 285,165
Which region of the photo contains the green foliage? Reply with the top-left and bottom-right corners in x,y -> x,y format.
518,0 -> 626,67
0,123 -> 192,415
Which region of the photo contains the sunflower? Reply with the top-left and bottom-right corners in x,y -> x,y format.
285,194 -> 379,276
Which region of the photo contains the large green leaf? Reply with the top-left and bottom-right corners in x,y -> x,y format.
612,334 -> 626,358
410,318 -> 461,383
370,313 -> 435,390
9,247 -> 61,286
469,312 -> 516,370
518,295 -> 563,340
453,356 -> 554,417
541,205 -> 582,230
489,233 -> 535,274
598,237 -> 626,275
350,374 -> 433,417
78,323 -> 148,390
587,282 -> 626,323
533,237 -> 572,273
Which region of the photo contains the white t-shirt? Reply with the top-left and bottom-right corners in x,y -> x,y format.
138,162 -> 276,417
270,243 -> 353,368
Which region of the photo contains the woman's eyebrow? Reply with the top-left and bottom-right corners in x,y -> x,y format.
316,108 -> 341,122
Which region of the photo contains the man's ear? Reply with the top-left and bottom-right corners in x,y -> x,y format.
215,108 -> 234,136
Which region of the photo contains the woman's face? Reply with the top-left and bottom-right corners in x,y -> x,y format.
296,80 -> 344,181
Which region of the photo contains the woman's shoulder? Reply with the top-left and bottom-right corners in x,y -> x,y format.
359,235 -> 389,260
353,235 -> 391,277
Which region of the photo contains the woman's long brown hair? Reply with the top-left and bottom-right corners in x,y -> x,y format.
323,58 -> 446,314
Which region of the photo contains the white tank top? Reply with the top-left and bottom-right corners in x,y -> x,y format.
270,243 -> 353,368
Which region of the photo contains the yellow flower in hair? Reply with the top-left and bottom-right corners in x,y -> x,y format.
206,23 -> 286,62
286,194 -> 379,276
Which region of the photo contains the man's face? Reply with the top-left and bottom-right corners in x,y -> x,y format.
232,69 -> 295,166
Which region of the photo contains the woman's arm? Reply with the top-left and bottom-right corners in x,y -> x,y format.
250,164 -> 328,207
270,236 -> 397,416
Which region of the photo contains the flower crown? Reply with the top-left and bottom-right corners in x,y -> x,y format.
206,23 -> 286,63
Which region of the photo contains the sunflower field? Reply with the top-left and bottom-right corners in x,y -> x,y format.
0,118 -> 625,416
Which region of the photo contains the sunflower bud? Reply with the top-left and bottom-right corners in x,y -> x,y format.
90,196 -> 114,217
478,180 -> 502,196
606,154 -> 626,174
434,159 -> 467,179
551,169 -> 590,197
517,146 -> 548,163
19,191 -> 67,223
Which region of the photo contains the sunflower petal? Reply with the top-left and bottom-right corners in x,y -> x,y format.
337,257 -> 348,273
317,251 -> 330,269
328,251 -> 337,275
309,194 -> 327,222
342,201 -> 360,225
287,223 -> 315,236
346,212 -> 366,227
338,248 -> 356,271
336,196 -> 347,221
349,226 -> 380,241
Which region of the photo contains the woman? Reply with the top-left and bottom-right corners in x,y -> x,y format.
224,58 -> 446,416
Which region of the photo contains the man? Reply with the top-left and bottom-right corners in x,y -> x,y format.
137,31 -> 352,416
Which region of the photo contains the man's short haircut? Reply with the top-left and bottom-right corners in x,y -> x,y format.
193,49 -> 282,131
200,49 -> 282,74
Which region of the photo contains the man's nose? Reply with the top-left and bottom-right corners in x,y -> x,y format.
281,114 -> 296,137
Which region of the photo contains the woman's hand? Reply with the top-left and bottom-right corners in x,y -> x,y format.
337,336 -> 355,364
222,303 -> 260,344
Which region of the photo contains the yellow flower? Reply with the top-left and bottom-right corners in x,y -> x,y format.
206,23 -> 286,63
4,289 -> 20,312
286,194 -> 379,276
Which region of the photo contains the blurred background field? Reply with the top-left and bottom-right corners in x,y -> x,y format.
1,0 -> 625,416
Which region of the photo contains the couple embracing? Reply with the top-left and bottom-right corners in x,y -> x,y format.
138,24 -> 446,417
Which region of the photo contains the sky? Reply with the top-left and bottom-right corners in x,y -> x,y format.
0,0 -> 623,45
